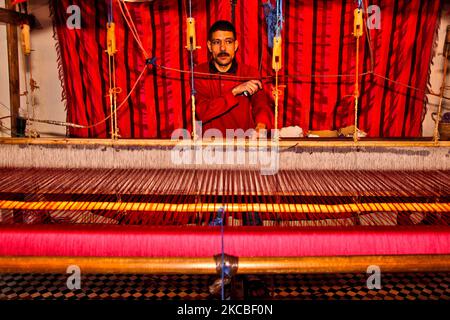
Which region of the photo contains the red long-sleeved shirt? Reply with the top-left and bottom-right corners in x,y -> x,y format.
193,61 -> 273,135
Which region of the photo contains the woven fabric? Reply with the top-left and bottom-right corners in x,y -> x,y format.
1,225 -> 449,257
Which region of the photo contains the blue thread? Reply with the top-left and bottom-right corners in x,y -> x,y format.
263,0 -> 283,48
209,207 -> 226,300
356,0 -> 363,9
145,57 -> 157,66
276,0 -> 283,38
209,209 -> 224,226
107,0 -> 113,23
262,2 -> 276,48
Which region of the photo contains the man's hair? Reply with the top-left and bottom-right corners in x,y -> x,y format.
208,20 -> 236,40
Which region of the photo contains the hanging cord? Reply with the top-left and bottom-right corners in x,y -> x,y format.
20,21 -> 40,138
220,207 -> 225,300
156,63 -> 450,99
107,0 -> 113,23
0,116 -> 13,136
362,0 -> 375,72
18,8 -> 30,125
208,207 -> 238,301
273,68 -> 280,139
208,207 -> 226,299
0,122 -> 17,136
27,65 -> 149,130
19,3 -> 39,137
117,0 -> 150,59
107,46 -> 122,138
189,38 -> 197,140
85,64 -> 149,129
15,0 -> 151,132
271,0 -> 283,140
231,0 -> 237,25
107,0 -> 121,139
352,3 -> 363,143
185,0 -> 201,140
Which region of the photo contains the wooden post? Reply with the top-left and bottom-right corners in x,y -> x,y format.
5,0 -> 20,136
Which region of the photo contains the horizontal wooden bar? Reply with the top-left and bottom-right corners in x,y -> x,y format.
1,200 -> 448,213
0,137 -> 449,148
0,255 -> 449,274
0,8 -> 39,28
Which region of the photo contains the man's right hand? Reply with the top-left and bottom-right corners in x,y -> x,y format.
232,80 -> 263,97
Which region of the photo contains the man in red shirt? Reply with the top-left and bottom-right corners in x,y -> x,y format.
194,20 -> 273,136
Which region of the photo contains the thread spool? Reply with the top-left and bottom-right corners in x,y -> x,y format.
20,24 -> 31,55
186,17 -> 200,51
353,8 -> 363,38
106,22 -> 117,56
272,36 -> 282,72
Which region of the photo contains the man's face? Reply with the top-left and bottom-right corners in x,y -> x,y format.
207,30 -> 239,67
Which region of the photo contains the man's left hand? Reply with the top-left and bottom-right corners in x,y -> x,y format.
251,123 -> 267,139
255,123 -> 266,131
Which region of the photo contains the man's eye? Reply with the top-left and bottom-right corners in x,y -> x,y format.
226,40 -> 233,45
212,40 -> 220,46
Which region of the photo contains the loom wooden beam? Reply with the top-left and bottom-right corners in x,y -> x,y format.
5,1 -> 20,136
0,137 -> 450,148
0,255 -> 449,274
0,7 -> 39,28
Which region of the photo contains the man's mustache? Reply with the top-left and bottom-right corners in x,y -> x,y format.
218,52 -> 230,57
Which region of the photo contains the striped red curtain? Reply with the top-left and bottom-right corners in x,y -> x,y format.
50,0 -> 441,138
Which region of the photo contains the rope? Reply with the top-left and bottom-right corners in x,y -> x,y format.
362,0 -> 375,72
108,48 -> 121,139
272,0 -> 283,140
353,34 -> 360,143
0,123 -> 13,135
274,70 -> 279,139
187,0 -> 197,140
13,58 -> 142,130
20,30 -> 39,138
189,50 -> 196,140
158,62 -> 438,94
85,65 -> 148,130
117,0 -> 149,59
107,1 -> 120,139
353,7 -> 363,143
220,208 -> 225,300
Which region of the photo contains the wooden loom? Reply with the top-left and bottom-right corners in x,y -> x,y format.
1,3 -> 449,302
0,138 -> 449,276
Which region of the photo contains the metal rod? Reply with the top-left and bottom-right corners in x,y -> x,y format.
0,200 -> 448,213
0,255 -> 449,274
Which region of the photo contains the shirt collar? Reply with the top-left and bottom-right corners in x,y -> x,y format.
209,59 -> 238,74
